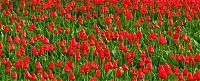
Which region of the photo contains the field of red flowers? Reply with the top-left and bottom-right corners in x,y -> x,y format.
1,0 -> 200,81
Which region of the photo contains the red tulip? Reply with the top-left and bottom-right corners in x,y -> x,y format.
24,56 -> 30,63
29,37 -> 35,45
48,71 -> 54,79
131,68 -> 136,76
135,21 -> 141,27
147,45 -> 154,54
132,76 -> 137,81
158,70 -> 167,79
113,60 -> 118,68
4,25 -> 10,33
57,60 -> 62,68
51,77 -> 57,81
65,64 -> 70,73
138,68 -> 144,79
54,30 -> 59,35
188,44 -> 192,50
119,43 -> 124,51
179,44 -> 184,50
90,61 -> 99,70
173,66 -> 180,76
186,37 -> 191,43
75,49 -> 80,61
5,66 -> 11,73
70,37 -> 77,47
94,24 -> 100,34
140,50 -> 146,57
125,52 -> 131,59
14,60 -> 21,68
146,15 -> 151,21
69,72 -> 75,80
0,50 -> 2,56
39,46 -> 45,55
164,64 -> 171,73
1,58 -> 7,65
32,46 -> 38,56
7,36 -> 12,42
168,29 -> 172,35
14,35 -> 20,43
105,17 -> 111,25
83,62 -> 90,72
122,64 -> 129,71
24,70 -> 31,79
95,70 -> 101,78
149,31 -> 157,41
43,37 -> 49,44
90,9 -> 95,17
169,19 -> 173,26
178,73 -> 184,80
8,44 -> 15,51
175,54 -> 181,61
136,30 -> 143,38
21,38 -> 27,46
148,23 -> 152,28
140,17 -> 144,22
42,71 -> 49,79
127,59 -> 132,65
24,10 -> 29,16
60,8 -> 66,15
119,25 -> 123,30
7,60 -> 12,67
0,41 -> 3,49
183,68 -> 189,75
3,9 -> 10,15
20,20 -> 25,26
159,34 -> 167,45
116,68 -> 122,77
78,16 -> 83,25
67,60 -> 74,69
143,67 -> 149,74
147,63 -> 153,70
15,24 -> 20,32
181,34 -> 187,41
31,73 -> 37,80
23,61 -> 29,69
103,63 -> 110,71
90,77 -> 97,81
173,32 -> 179,39
66,13 -> 71,20
81,41 -> 89,52
180,21 -> 184,26
29,22 -> 36,31
80,5 -> 86,12
125,10 -> 133,20
158,21 -> 163,27
80,66 -> 86,74
36,61 -> 42,70
50,11 -> 57,17
187,72 -> 193,80
86,12 -> 91,19
55,3 -> 61,9
12,72 -> 17,79
58,78 -> 63,81
49,61 -> 55,70
61,47 -> 67,54
175,26 -> 181,32
65,27 -> 70,34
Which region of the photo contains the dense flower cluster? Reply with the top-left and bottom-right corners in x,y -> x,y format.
0,0 -> 200,81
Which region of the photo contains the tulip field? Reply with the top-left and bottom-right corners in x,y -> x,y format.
1,0 -> 200,81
